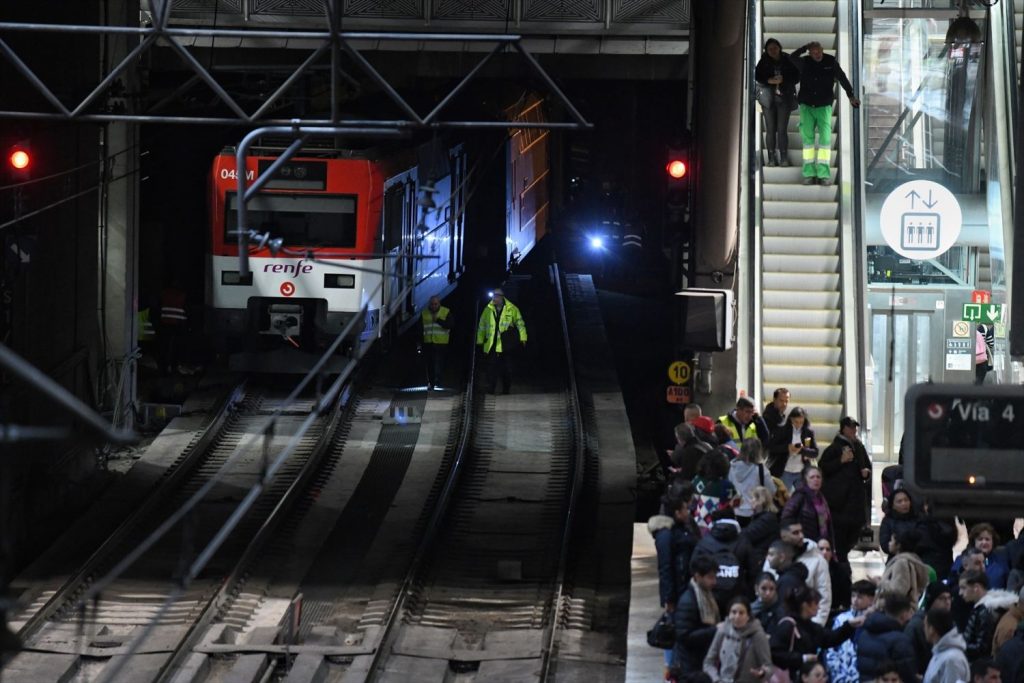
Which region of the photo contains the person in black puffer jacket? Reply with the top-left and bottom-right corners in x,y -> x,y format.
879,489 -> 919,559
855,592 -> 917,683
693,513 -> 747,614
770,585 -> 860,680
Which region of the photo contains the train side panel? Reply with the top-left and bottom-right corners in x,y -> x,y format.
506,98 -> 550,269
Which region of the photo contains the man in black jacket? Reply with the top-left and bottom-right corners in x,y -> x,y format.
673,555 -> 721,676
789,41 -> 860,186
819,417 -> 872,563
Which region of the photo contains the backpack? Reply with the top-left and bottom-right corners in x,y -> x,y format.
881,465 -> 904,513
703,541 -> 743,596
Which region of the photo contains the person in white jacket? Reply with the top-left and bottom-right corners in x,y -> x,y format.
762,519 -> 833,625
923,606 -> 970,683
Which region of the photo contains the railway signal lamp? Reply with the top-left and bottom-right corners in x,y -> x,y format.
7,141 -> 31,180
665,146 -> 690,232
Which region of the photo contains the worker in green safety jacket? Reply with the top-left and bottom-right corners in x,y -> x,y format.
420,295 -> 452,391
475,288 -> 527,394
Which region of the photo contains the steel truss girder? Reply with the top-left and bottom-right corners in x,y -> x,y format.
0,0 -> 592,130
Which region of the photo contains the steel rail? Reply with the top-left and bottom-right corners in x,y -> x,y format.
14,381 -> 246,642
155,380 -> 355,682
364,298 -> 480,680
539,263 -> 587,680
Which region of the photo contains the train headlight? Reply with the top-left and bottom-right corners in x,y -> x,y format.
589,236 -> 605,250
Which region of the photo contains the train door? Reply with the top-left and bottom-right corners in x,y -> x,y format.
383,182 -> 406,326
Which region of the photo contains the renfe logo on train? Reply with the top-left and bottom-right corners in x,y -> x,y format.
264,262 -> 314,278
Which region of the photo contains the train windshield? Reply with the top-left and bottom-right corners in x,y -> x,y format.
226,193 -> 357,248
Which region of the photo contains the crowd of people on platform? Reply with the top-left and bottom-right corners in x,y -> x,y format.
649,390 -> 1024,683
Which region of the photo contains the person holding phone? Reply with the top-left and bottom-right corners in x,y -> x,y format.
819,417 -> 872,564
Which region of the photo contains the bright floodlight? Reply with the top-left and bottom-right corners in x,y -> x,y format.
590,236 -> 604,249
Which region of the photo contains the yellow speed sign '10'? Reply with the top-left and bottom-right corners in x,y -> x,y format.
668,361 -> 691,386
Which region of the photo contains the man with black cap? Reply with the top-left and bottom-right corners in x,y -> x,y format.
819,416 -> 872,563
475,288 -> 528,394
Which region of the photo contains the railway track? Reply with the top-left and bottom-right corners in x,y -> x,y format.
5,381 -> 347,682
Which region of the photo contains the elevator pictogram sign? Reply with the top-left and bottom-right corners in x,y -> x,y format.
879,180 -> 962,261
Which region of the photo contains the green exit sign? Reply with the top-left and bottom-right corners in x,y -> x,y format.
963,303 -> 1002,323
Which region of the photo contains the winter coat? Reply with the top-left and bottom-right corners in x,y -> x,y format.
754,53 -> 800,99
775,563 -> 811,612
783,485 -> 835,547
923,627 -> 970,683
475,300 -> 526,354
964,590 -> 1019,661
691,476 -> 738,536
996,626 -> 1024,683
770,615 -> 855,678
761,402 -> 789,441
738,511 -> 780,582
788,45 -> 855,107
693,519 -> 746,614
879,552 -> 931,606
905,609 -> 930,675
767,423 -> 818,478
762,539 -> 832,625
995,602 -> 1024,654
729,460 -> 776,518
649,514 -> 699,608
823,608 -> 867,683
703,618 -> 773,683
917,516 -> 957,579
879,510 -> 920,558
855,611 -> 917,683
753,598 -> 784,634
819,434 -> 871,528
674,584 -> 719,674
672,437 -> 713,481
951,547 -> 1012,589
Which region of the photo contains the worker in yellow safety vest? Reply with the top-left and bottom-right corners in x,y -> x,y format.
475,288 -> 527,394
420,296 -> 452,390
718,396 -> 771,447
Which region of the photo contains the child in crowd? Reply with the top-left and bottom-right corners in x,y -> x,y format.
824,579 -> 877,683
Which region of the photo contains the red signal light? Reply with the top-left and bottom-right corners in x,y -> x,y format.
666,159 -> 687,179
9,149 -> 30,170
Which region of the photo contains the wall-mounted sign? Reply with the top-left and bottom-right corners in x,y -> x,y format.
880,180 -> 962,260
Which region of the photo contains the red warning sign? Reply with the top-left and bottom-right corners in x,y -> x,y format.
667,386 -> 692,404
280,281 -> 295,297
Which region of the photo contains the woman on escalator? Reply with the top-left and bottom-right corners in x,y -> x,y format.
755,38 -> 800,167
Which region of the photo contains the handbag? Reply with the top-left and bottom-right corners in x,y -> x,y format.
767,616 -> 799,683
646,611 -> 675,649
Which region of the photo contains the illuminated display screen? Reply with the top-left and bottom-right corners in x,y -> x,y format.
910,385 -> 1024,490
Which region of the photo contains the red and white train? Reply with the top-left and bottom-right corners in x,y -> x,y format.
205,101 -> 550,355
206,143 -> 467,350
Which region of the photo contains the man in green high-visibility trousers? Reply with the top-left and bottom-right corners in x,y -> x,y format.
475,288 -> 527,394
789,41 -> 860,186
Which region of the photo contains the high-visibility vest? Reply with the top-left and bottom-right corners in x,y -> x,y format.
476,301 -> 527,354
422,306 -> 451,345
718,413 -> 758,443
160,288 -> 187,327
138,308 -> 156,341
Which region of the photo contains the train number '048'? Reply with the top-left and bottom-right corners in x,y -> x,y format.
220,168 -> 255,181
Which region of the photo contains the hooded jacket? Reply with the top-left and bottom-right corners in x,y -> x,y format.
879,551 -> 931,606
923,628 -> 970,683
704,618 -> 773,683
738,510 -> 780,580
729,459 -> 776,517
649,514 -> 699,608
762,539 -> 832,625
855,611 -> 917,683
964,589 -> 1019,661
994,599 -> 1024,654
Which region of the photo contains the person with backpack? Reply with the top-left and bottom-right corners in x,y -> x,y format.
694,512 -> 747,614
650,482 -> 702,674
669,422 -> 714,481
879,527 -> 932,606
730,440 -> 777,527
855,592 -> 918,683
691,450 -> 740,536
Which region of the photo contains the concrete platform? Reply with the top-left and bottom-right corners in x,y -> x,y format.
625,523 -> 667,683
